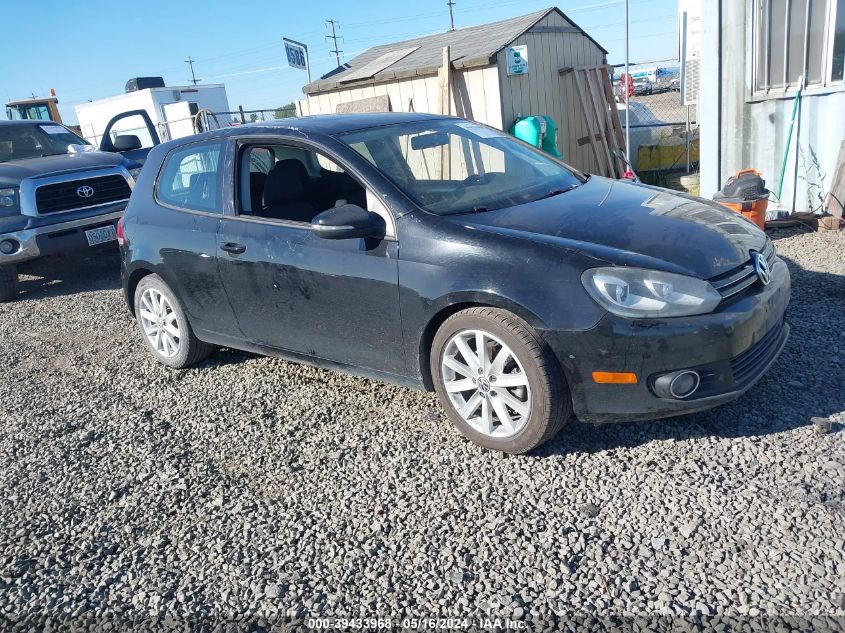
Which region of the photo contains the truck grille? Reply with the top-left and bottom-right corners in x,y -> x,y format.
709,240 -> 777,301
35,175 -> 131,215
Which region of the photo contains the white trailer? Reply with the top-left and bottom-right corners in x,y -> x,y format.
74,84 -> 232,147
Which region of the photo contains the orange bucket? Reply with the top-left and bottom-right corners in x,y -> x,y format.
714,168 -> 769,230
717,197 -> 769,230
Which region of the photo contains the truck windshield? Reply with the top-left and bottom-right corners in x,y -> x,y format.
337,119 -> 585,215
0,124 -> 89,163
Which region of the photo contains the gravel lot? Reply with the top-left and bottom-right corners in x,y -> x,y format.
1,228 -> 843,630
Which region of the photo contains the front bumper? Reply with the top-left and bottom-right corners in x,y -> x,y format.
542,258 -> 791,424
0,204 -> 125,265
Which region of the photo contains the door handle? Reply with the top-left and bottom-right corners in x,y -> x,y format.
221,242 -> 246,255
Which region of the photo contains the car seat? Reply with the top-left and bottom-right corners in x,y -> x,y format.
261,160 -> 318,222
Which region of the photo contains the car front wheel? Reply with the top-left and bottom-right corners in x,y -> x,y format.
134,274 -> 214,368
431,307 -> 571,454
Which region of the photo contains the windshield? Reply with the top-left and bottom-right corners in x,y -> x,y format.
338,119 -> 585,215
0,124 -> 89,163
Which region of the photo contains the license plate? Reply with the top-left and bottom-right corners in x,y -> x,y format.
85,225 -> 117,246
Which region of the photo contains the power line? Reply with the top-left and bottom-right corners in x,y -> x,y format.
185,56 -> 201,85
325,19 -> 343,67
447,0 -> 456,30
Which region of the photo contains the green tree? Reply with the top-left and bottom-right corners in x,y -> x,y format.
274,102 -> 296,119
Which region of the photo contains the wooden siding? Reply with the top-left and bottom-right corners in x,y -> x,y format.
496,11 -> 606,173
298,11 -> 608,175
299,66 -> 502,130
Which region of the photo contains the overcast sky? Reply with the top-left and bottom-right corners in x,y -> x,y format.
2,0 -> 679,124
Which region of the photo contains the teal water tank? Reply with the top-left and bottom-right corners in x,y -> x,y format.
510,115 -> 562,158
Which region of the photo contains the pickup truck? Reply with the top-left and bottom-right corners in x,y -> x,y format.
0,119 -> 150,301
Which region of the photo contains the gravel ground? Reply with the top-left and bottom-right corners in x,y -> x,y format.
1,228 -> 843,630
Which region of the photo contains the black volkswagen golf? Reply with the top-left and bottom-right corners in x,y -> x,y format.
119,113 -> 790,454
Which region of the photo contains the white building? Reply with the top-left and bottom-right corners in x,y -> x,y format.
697,0 -> 845,213
75,84 -> 232,147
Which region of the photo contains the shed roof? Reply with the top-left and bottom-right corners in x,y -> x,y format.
304,7 -> 607,95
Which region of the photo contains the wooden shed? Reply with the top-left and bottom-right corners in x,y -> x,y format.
299,7 -> 622,176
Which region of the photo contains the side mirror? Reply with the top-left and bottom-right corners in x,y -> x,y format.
112,135 -> 143,152
311,204 -> 384,240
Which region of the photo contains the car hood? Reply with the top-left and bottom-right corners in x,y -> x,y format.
457,176 -> 767,279
0,151 -> 126,187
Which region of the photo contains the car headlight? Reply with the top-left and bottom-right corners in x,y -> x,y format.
581,267 -> 721,318
0,187 -> 20,217
128,167 -> 143,182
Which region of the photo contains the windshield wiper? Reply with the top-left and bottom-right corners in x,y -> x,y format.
535,184 -> 579,201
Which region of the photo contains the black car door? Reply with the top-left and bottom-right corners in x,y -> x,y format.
216,139 -> 405,376
151,138 -> 241,338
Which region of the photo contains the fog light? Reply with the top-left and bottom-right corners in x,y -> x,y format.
0,239 -> 18,255
653,370 -> 700,399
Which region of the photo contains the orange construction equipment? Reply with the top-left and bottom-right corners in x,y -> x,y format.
713,168 -> 769,230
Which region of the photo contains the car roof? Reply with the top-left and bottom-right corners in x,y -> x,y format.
0,119 -> 61,127
199,111 -> 451,141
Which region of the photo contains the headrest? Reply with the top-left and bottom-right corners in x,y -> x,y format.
263,160 -> 308,206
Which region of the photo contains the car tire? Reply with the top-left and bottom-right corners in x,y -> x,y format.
0,265 -> 19,303
430,307 -> 571,454
134,274 -> 214,369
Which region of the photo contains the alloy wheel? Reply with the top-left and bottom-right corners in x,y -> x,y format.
440,329 -> 532,438
139,288 -> 181,358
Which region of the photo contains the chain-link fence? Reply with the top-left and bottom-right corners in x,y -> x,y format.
158,105 -> 298,141
78,105 -> 299,148
610,59 -> 698,184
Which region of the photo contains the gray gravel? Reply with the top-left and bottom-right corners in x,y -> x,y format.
1,228 -> 843,629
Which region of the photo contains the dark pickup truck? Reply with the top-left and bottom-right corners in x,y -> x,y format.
0,120 -> 144,301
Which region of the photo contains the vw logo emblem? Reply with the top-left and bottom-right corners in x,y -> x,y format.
753,252 -> 771,285
76,185 -> 95,198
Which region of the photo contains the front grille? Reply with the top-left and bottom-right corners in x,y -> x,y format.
709,240 -> 777,301
730,319 -> 787,388
35,175 -> 131,215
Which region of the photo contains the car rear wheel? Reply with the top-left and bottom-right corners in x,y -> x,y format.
134,274 -> 214,368
0,265 -> 19,303
431,307 -> 571,454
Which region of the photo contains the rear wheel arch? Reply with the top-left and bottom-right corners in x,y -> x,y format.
126,268 -> 154,316
418,295 -> 547,391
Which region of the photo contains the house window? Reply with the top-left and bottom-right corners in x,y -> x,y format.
754,0 -> 845,92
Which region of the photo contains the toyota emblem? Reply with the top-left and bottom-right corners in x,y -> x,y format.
76,185 -> 95,198
753,252 -> 771,285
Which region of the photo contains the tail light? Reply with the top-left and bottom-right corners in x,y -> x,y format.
116,216 -> 126,247
623,169 -> 637,180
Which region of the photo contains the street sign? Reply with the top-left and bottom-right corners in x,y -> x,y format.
284,39 -> 307,70
505,45 -> 529,76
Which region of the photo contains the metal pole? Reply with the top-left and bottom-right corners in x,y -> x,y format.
686,104 -> 691,173
624,0 -> 630,165
447,0 -> 456,30
791,0 -> 811,213
305,44 -> 312,84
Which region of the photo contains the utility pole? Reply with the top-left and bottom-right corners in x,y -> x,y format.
447,0 -> 456,31
325,20 -> 343,67
185,56 -> 200,85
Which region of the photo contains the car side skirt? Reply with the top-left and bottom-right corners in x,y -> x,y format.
196,330 -> 426,391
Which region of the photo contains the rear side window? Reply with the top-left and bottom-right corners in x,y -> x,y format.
157,141 -> 224,213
